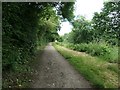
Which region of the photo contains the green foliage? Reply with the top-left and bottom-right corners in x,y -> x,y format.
60,2 -> 75,21
2,2 -> 75,87
57,36 -> 63,42
60,2 -> 119,64
2,2 -> 74,71
62,2 -> 119,46
3,3 -> 37,71
63,16 -> 93,44
56,42 -> 118,63
53,43 -> 119,88
53,2 -> 119,89
92,2 -> 119,45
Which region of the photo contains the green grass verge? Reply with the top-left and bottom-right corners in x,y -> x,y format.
55,42 -> 118,63
53,43 -> 119,88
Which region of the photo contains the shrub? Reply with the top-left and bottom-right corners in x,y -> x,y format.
55,42 -> 118,63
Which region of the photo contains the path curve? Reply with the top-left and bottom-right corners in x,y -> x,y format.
32,43 -> 92,88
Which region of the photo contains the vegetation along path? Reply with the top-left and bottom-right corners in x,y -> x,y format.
31,43 -> 91,88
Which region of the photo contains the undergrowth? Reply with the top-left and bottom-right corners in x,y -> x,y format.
53,43 -> 119,88
55,42 -> 118,63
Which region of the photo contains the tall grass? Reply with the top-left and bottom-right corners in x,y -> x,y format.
53,43 -> 119,88
56,42 -> 118,63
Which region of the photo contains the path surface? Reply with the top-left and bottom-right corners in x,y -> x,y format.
32,43 -> 91,88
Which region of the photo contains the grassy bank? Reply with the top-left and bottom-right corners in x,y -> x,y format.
55,42 -> 118,63
53,43 -> 119,88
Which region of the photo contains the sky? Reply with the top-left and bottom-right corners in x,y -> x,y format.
58,0 -> 104,36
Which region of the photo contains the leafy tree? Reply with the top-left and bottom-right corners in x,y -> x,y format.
2,2 -> 75,71
2,2 -> 75,88
92,2 -> 119,45
64,16 -> 93,44
60,2 -> 75,21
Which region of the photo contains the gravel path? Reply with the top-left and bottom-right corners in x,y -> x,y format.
32,43 -> 92,88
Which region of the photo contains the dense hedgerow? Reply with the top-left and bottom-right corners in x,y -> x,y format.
2,2 -> 61,72
56,42 -> 118,63
2,2 -> 75,88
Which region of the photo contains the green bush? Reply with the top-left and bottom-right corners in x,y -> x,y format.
56,42 -> 118,63
53,44 -> 119,88
74,43 -> 88,52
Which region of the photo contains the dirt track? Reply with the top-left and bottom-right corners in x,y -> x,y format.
31,43 -> 91,88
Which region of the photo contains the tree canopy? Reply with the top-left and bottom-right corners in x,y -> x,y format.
61,2 -> 119,46
2,2 -> 75,71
